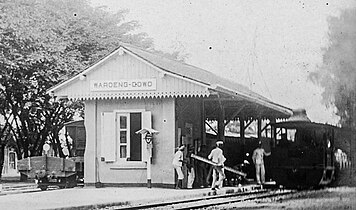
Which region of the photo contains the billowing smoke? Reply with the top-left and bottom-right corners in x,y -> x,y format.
310,9 -> 356,127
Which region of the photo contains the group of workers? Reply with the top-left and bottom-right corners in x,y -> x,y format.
172,140 -> 271,190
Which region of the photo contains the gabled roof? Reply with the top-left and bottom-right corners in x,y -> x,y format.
48,43 -> 292,117
123,43 -> 269,101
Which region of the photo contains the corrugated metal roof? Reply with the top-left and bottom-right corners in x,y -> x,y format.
48,43 -> 292,116
123,43 -> 270,102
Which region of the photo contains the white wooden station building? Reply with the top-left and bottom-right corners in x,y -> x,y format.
48,43 -> 292,188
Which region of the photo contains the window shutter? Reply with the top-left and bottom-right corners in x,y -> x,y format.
141,111 -> 152,161
101,112 -> 116,162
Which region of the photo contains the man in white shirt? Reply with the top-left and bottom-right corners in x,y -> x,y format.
252,141 -> 271,185
208,141 -> 226,190
172,145 -> 185,189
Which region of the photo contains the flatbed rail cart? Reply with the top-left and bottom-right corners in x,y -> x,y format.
17,155 -> 77,191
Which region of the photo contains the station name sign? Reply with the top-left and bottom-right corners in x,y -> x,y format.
90,79 -> 157,91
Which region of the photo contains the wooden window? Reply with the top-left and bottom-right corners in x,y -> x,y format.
141,111 -> 151,162
101,111 -> 151,162
101,112 -> 116,162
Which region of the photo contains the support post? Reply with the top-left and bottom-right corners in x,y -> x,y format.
257,118 -> 262,141
94,100 -> 102,188
147,142 -> 153,188
217,101 -> 225,142
270,118 -> 276,147
240,117 -> 246,160
240,118 -> 245,145
202,100 -> 206,145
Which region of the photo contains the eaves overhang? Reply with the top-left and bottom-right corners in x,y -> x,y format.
210,84 -> 293,117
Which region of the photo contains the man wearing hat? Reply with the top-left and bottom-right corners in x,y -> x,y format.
252,141 -> 271,185
172,145 -> 185,189
208,141 -> 226,190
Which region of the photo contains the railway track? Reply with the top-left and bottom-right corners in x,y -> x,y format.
106,188 -> 296,210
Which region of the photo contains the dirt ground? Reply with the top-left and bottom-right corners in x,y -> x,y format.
210,187 -> 356,209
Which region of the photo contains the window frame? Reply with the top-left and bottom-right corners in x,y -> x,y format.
113,109 -> 145,163
116,112 -> 130,160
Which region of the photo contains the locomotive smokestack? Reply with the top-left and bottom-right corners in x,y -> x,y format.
288,108 -> 311,122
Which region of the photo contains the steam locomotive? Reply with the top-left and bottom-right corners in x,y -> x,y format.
270,120 -> 336,188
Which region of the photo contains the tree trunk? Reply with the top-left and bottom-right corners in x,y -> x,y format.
55,136 -> 65,158
0,144 -> 5,179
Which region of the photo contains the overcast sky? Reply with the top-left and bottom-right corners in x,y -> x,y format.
91,0 -> 356,124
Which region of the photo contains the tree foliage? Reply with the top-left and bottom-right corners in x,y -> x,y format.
310,9 -> 356,128
0,0 -> 156,166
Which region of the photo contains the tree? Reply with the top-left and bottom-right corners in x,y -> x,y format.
0,0 -> 159,173
310,9 -> 356,128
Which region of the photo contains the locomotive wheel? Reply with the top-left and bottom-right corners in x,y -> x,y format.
39,185 -> 48,191
68,174 -> 77,188
58,178 -> 67,189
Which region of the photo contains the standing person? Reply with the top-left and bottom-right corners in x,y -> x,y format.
252,141 -> 271,185
172,145 -> 185,189
186,146 -> 195,189
208,141 -> 226,190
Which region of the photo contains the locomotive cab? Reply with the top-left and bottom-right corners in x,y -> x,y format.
270,121 -> 336,188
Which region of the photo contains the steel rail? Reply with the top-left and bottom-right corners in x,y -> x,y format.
109,189 -> 295,210
175,189 -> 296,210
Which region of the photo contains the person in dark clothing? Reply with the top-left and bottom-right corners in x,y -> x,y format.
196,145 -> 209,187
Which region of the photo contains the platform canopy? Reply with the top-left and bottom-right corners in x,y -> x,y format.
48,43 -> 293,120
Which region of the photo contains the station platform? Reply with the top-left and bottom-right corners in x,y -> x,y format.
0,184 -> 264,210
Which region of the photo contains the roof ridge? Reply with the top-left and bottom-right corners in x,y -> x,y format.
121,42 -> 215,75
120,42 -> 256,95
